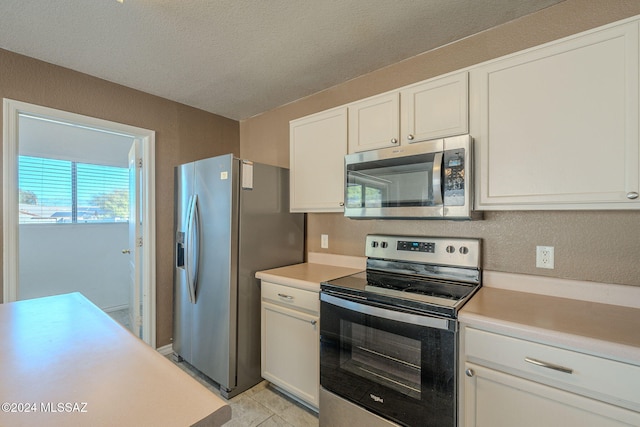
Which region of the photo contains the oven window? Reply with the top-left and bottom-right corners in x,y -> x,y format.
340,320 -> 421,400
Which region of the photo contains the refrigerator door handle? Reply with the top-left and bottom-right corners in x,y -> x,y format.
186,194 -> 200,304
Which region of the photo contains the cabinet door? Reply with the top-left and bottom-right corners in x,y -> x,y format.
290,107 -> 347,212
401,72 -> 468,144
261,301 -> 319,408
463,362 -> 640,427
348,92 -> 400,152
471,21 -> 640,210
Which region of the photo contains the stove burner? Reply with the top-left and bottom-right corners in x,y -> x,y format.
366,271 -> 474,301
402,286 -> 459,300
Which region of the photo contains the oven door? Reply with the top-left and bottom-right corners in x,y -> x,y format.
344,140 -> 444,219
320,292 -> 457,427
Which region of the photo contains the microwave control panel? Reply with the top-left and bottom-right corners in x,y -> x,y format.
443,148 -> 465,207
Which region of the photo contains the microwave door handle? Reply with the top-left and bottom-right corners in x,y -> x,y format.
432,152 -> 444,206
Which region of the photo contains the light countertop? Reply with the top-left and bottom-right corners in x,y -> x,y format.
460,286 -> 640,366
256,262 -> 363,292
0,292 -> 230,427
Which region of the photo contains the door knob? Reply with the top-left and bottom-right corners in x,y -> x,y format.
122,249 -> 131,254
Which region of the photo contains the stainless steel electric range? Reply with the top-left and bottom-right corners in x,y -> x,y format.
319,235 -> 482,427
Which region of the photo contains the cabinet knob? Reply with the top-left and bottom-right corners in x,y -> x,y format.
390,138 -> 398,144
465,368 -> 474,378
627,192 -> 639,200
339,201 -> 345,207
310,320 -> 317,326
407,134 -> 415,141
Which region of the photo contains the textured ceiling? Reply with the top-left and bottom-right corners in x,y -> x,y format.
1,0 -> 563,120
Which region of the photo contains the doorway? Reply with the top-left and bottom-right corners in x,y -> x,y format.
3,99 -> 157,347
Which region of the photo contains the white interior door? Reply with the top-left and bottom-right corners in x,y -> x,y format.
128,140 -> 142,337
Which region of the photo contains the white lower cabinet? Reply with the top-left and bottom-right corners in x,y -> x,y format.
261,281 -> 319,410
464,362 -> 640,427
462,327 -> 640,427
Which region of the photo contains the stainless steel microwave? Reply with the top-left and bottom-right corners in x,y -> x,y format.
344,135 -> 479,219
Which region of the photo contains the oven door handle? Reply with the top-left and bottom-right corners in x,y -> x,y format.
321,292 -> 452,331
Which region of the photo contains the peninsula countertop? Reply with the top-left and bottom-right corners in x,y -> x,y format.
0,292 -> 231,427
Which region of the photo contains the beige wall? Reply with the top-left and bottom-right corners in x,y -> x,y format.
240,0 -> 640,287
0,49 -> 239,346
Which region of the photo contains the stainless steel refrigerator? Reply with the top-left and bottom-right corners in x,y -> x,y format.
173,154 -> 304,398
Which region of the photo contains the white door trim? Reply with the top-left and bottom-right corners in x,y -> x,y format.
2,98 -> 157,348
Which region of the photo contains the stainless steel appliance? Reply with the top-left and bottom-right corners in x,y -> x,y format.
320,234 -> 481,427
173,154 -> 304,398
344,135 -> 480,220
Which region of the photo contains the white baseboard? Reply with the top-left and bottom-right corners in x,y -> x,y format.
156,343 -> 173,356
102,304 -> 129,313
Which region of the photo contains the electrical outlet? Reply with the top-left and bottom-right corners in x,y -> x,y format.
321,234 -> 329,249
536,246 -> 554,269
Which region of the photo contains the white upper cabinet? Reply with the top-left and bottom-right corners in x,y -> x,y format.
289,106 -> 347,212
471,20 -> 640,210
348,92 -> 400,152
347,71 -> 469,153
401,72 -> 469,144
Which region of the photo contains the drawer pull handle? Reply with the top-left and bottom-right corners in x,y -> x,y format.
525,357 -> 573,374
277,293 -> 294,300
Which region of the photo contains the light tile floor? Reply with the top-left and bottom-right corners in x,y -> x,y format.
170,357 -> 319,427
106,308 -> 132,332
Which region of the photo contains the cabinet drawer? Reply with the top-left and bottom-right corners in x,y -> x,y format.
465,327 -> 640,409
262,281 -> 319,314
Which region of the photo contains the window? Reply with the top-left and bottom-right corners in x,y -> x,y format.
19,155 -> 129,224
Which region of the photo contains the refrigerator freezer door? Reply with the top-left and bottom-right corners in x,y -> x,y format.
191,154 -> 238,391
173,161 -> 195,363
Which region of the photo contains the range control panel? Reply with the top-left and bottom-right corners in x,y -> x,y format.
366,234 -> 481,269
397,240 -> 435,253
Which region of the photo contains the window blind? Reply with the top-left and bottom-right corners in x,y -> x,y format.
19,156 -> 129,224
